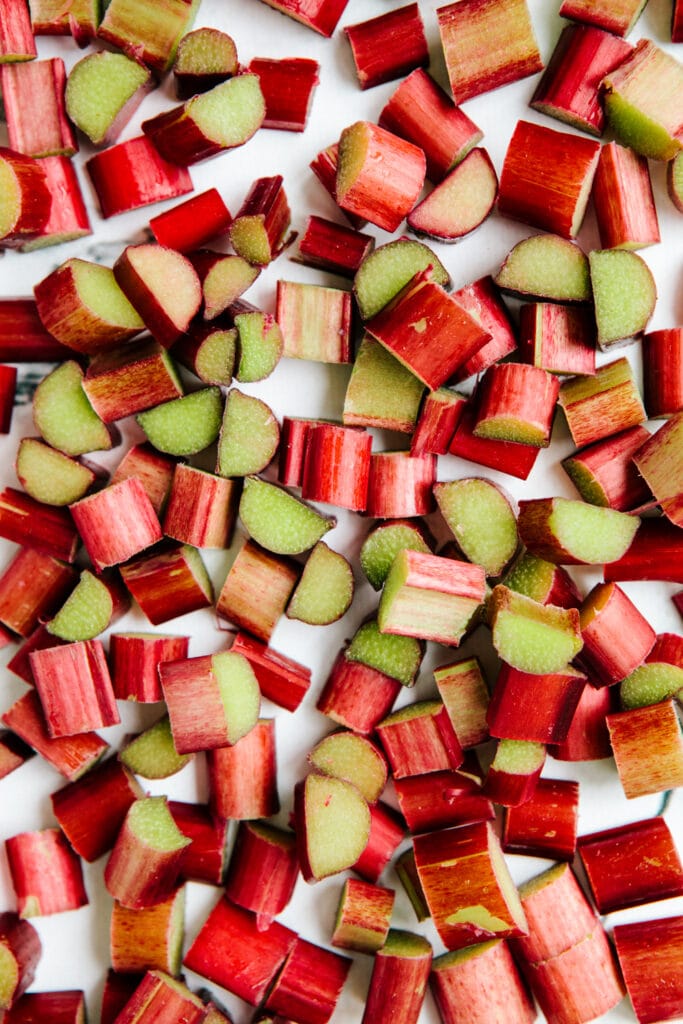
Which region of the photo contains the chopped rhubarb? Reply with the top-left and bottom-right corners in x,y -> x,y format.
248,56 -> 319,131
344,3 -> 428,90
86,136 -> 193,219
1,58 -> 75,157
0,913 -> 41,1009
173,26 -> 238,99
6,827 -> 88,916
207,718 -> 278,820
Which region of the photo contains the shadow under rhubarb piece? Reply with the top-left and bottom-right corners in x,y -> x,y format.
361,930 -> 431,1024
150,189 -> 232,254
353,238 -> 450,322
229,175 -> 292,267
224,821 -> 298,926
6,827 -> 88,916
578,581 -> 656,688
434,478 -> 518,578
97,0 -> 199,73
498,121 -> 600,239
343,336 -> 425,435
32,361 -> 115,458
432,941 -> 535,1024
332,878 -> 394,954
173,27 -> 238,99
184,896 -> 297,1005
276,279 -> 351,363
15,438 -> 98,509
316,649 -> 402,735
286,541 -> 354,626
0,546 -> 77,638
589,249 -> 657,350
1,59 -> 76,157
294,772 -> 371,883
215,389 -> 279,479
517,496 -> 640,565
65,51 -> 153,147
207,718 -> 278,820
168,801 -> 228,886
620,632 -> 683,710
230,631 -> 311,712
503,777 -> 579,861
510,862 -> 624,1024
471,362 -> 560,447
23,154 -> 91,253
30,639 -> 119,736
494,234 -> 592,304
336,121 -> 425,233
238,476 -> 335,556
119,544 -> 213,626
113,243 -> 201,349
142,73 -> 265,166
163,464 -> 239,549
414,821 -> 528,950
216,539 -> 298,642
643,327 -> 683,418
601,39 -> 683,161
502,552 -> 583,609
593,141 -> 660,250
86,136 -> 193,219
46,569 -> 129,642
518,302 -> 596,377
344,2 -> 427,91
301,422 -> 371,511
407,148 -> 498,243
562,424 -> 652,512
0,915 -> 41,1013
0,0 -> 35,60
613,915 -> 683,1024
489,585 -> 583,675
110,887 -> 185,976
70,477 -> 162,572
82,340 -> 184,424
112,971 -> 206,1024
0,148 -> 50,248
3,990 -> 86,1023
607,699 -> 683,798
376,701 -> 463,780
487,663 -> 586,744
558,355 -> 646,449
632,412 -> 683,526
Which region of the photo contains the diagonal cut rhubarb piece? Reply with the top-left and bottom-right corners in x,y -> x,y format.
238,476 -> 335,555
294,773 -> 371,882
65,50 -> 153,146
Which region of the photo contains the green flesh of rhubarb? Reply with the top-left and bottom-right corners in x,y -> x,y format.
216,389 -> 279,478
548,499 -> 639,563
604,92 -> 682,162
503,553 -> 559,603
491,738 -> 545,773
175,28 -> 237,74
211,650 -> 260,745
620,663 -> 683,709
589,249 -> 656,347
137,387 -> 223,456
15,438 -> 95,507
238,476 -> 335,555
360,521 -> 431,590
120,717 -> 192,779
435,479 -> 518,577
343,335 -> 425,432
66,52 -> 152,145
354,239 -> 450,321
0,160 -> 20,238
287,541 -> 353,625
128,797 -> 190,853
308,731 -> 385,802
189,74 -> 265,146
234,312 -> 283,383
0,944 -> 18,1008
346,619 -> 422,686
33,361 -> 112,457
493,613 -> 581,674
494,234 -> 591,303
74,261 -> 144,329
561,457 -> 609,506
303,773 -> 370,880
194,329 -> 236,386
47,570 -> 113,641
380,929 -> 432,958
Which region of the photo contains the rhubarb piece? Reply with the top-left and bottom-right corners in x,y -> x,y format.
0,914 -> 41,1009
332,878 -> 394,953
643,327 -> 683,418
111,971 -> 206,1024
22,154 -> 91,252
434,478 -> 517,577
51,757 -> 142,862
168,801 -> 228,886
394,767 -> 494,834
559,0 -> 646,35
472,362 -> 559,446
593,141 -> 660,250
173,26 -> 238,98
517,496 -> 640,565
30,639 -> 118,736
119,716 -> 192,780
360,520 -> 432,591
150,190 -> 231,253
294,772 -> 371,882
530,23 -> 632,136
343,335 -> 425,434
189,253 -> 259,321
430,940 -> 535,1024
559,355 -> 646,447
286,542 -> 354,625
414,821 -> 527,950
142,74 -> 265,166
487,663 -> 586,743
217,538 -> 298,641
120,543 -> 213,625
292,215 -> 373,278
434,657 -> 490,749
276,279 -> 351,363
301,422 -> 371,511
86,136 -> 193,218
247,56 -> 318,131
46,570 -> 128,642
256,0 -> 349,36
2,689 -> 107,779
229,176 -> 291,266
589,248 -> 657,348
224,821 -> 298,926
34,259 -> 144,355
114,244 -> 201,349
309,731 -> 386,804
668,150 -> 683,210
494,233 -> 592,303
231,302 -> 283,382
498,121 -> 600,238
1,58 -> 75,157
0,0 -> 35,61
160,650 -> 260,753
238,476 -> 335,556
278,417 -> 323,487
379,68 -> 482,182
0,363 -> 15,433
0,731 -> 34,781
482,738 -> 546,807
366,269 -> 490,391
361,930 -> 431,1024
347,618 -> 423,687
549,680 -> 614,761
345,3 -> 427,90
602,39 -> 683,161
562,424 -> 652,511
65,50 -> 152,146
265,936 -> 351,1023
207,718 -> 278,820
411,388 -> 466,456
336,121 -> 425,232
449,400 -> 541,481
408,148 -> 498,243
230,632 -> 311,712
0,546 -> 76,637
70,478 -> 162,572
15,438 -> 97,508
28,0 -> 98,42
620,633 -> 683,708
605,518 -> 683,583
490,585 -> 583,674
0,487 -> 80,563
353,238 -> 449,321
607,699 -> 683,797
6,827 -> 88,916
104,797 -> 191,909
310,141 -> 366,228
97,0 -> 198,73
137,387 -> 222,456
354,800 -> 406,883
184,896 -> 296,1004
3,990 -> 86,1023
83,341 -> 183,425
163,464 -> 238,549
316,650 -> 402,735
172,322 -> 236,386
633,413 -> 683,526
101,973 -> 143,1024
376,700 -> 463,779
503,777 -> 579,861
0,298 -> 71,362
0,148 -> 50,247
395,849 -> 429,922
111,887 -> 185,976
216,389 -> 279,479
579,816 -> 683,914
518,302 -> 595,377
437,0 -> 541,103
503,552 -> 582,609
613,915 -> 683,1024
578,581 -> 656,687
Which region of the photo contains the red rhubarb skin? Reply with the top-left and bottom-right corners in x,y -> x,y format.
28,155 -> 91,249
110,633 -> 189,704
633,411 -> 683,527
316,651 -> 401,735
224,822 -> 298,926
613,915 -> 683,1024
113,244 -> 202,349
162,464 -> 238,549
110,890 -> 184,975
120,545 -> 213,626
159,654 -> 240,754
83,340 -> 184,421
104,804 -> 190,911
0,148 -> 51,247
216,540 -> 298,642
497,120 -> 600,238
230,631 -> 311,712
0,913 -> 41,1009
2,990 -> 85,1023
562,424 -> 653,512
361,939 -> 432,1024
593,141 -> 660,249
230,174 -> 291,265
518,303 -> 595,377
559,356 -> 646,449
503,777 -> 579,861
184,896 -> 297,1005
51,757 -> 143,862
207,719 -> 279,820
332,878 -> 394,952
265,936 -> 351,1024
70,477 -> 163,573
30,639 -> 119,737
86,136 -> 193,218
410,390 -> 467,457
434,658 -> 490,748
353,800 -> 406,883
168,801 -> 227,886
394,770 -> 494,834
293,216 -> 373,279
111,971 -> 206,1024
450,276 -> 517,383
607,700 -> 683,798
376,705 -> 464,780
344,2 -> 428,90
559,0 -> 646,35
0,547 -> 76,638
482,759 -> 544,808
0,730 -> 35,781
301,422 -> 372,511
0,0 -> 36,59
487,664 -> 586,743
149,189 -> 232,252
473,362 -> 560,447
549,679 -> 614,761
365,451 -> 436,518
449,401 -> 540,480
310,143 -> 367,229
1,58 -> 76,158
258,0 -> 350,35
248,56 -> 319,131
578,581 -> 656,687
0,487 -> 80,563
110,444 -> 176,518
101,970 -> 144,1024
0,299 -> 72,362
604,518 -> 683,584
643,327 -> 683,418
431,940 -> 536,1024
6,827 -> 88,916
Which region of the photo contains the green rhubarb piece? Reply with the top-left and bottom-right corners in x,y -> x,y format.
191,328 -> 237,386
33,361 -> 113,457
47,570 -> 114,641
353,239 -> 450,321
234,310 -> 283,383
15,437 -> 96,507
211,650 -> 260,745
216,389 -> 280,478
620,662 -> 683,709
179,74 -> 265,149
66,51 -> 153,145
300,773 -> 371,880
490,585 -> 583,674
494,234 -> 591,303
308,730 -> 386,803
523,497 -> 640,564
137,387 -> 223,456
286,541 -> 354,625
503,552 -> 569,604
346,619 -> 422,687
238,476 -> 335,555
380,928 -> 432,957
434,478 -> 518,577
127,796 -> 191,853
360,519 -> 431,590
490,738 -> 546,774
343,334 -> 425,432
589,249 -> 656,349
202,257 -> 259,321
174,27 -> 238,79
120,716 -> 192,779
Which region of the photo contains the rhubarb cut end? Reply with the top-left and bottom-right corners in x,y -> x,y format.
127,797 -> 192,853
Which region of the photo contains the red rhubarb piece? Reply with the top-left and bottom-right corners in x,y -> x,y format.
51,757 -> 143,862
86,136 -> 193,219
0,299 -> 71,363
578,581 -> 656,687
292,215 -> 374,279
3,990 -> 85,1023
149,189 -> 232,253
229,175 -> 292,267
23,155 -> 91,252
82,340 -> 183,422
276,279 -> 352,363
0,730 -> 35,781
430,939 -> 535,1024
167,801 -> 228,886
449,400 -> 540,480
361,929 -> 431,1024
518,302 -> 596,377
70,477 -> 162,572
30,639 -> 119,737
562,424 -> 652,512
0,546 -> 76,638
633,413 -> 683,527
450,276 -> 517,383
472,362 -> 560,447
265,936 -> 351,1024
394,769 -> 494,834
503,777 -> 579,861
643,327 -> 683,418
353,800 -> 406,884
0,58 -> 76,158
376,701 -> 463,780
316,650 -> 401,735
207,718 -> 279,820
110,443 -> 177,516
6,827 -> 88,916
300,422 -> 371,512
607,700 -> 683,798
344,3 -> 428,90
111,971 -> 206,1024
162,463 -> 239,550
613,915 -> 683,1024
487,663 -> 586,744
0,148 -> 51,248
434,657 -> 490,749
0,0 -> 36,60
113,243 -> 202,349
119,543 -> 213,625
256,0 -> 349,36
230,632 -> 311,712
172,26 -> 238,99
549,680 -> 614,761
110,888 -> 186,976
593,141 -> 660,250
0,913 -> 41,1010
217,539 -> 298,643
559,0 -> 648,36
248,56 -> 319,131
604,518 -> 683,584
225,821 -> 298,927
